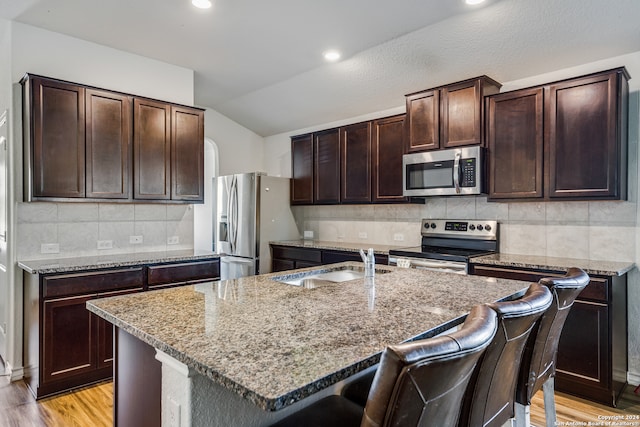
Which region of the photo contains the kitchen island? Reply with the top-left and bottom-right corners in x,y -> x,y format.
88,262 -> 529,426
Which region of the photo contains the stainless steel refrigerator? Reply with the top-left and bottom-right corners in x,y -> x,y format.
215,172 -> 299,280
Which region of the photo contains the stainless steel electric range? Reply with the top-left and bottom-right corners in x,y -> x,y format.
388,219 -> 498,275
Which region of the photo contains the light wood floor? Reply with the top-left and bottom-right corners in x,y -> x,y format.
1,372 -> 638,426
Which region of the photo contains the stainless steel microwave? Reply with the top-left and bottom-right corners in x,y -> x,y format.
403,146 -> 484,197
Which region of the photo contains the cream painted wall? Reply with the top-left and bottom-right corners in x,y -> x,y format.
11,22 -> 194,106
204,108 -> 264,176
263,51 -> 640,383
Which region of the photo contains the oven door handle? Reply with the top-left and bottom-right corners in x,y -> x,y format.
453,150 -> 461,194
390,257 -> 467,273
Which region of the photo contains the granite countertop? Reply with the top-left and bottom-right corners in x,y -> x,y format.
18,249 -> 219,274
270,240 -> 408,255
471,253 -> 635,277
87,262 -> 528,411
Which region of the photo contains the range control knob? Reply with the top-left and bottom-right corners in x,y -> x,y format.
430,222 -> 436,229
477,224 -> 484,231
485,224 -> 492,232
469,224 -> 476,231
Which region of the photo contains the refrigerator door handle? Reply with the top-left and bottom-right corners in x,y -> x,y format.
228,176 -> 239,253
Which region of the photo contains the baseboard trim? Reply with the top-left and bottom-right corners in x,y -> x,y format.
8,363 -> 24,381
628,372 -> 640,386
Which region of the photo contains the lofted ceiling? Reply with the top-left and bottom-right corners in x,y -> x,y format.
2,0 -> 640,136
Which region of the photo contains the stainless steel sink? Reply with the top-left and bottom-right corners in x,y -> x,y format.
272,266 -> 390,288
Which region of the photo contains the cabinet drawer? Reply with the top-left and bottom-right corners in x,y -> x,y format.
147,259 -> 220,287
43,267 -> 144,298
271,246 -> 322,263
471,264 -> 607,302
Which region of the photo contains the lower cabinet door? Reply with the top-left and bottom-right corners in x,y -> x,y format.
555,300 -> 610,395
43,294 -> 96,383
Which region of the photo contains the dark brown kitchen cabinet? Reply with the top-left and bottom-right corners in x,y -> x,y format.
171,106 -> 205,201
290,114 -> 407,206
547,70 -> 628,199
405,89 -> 439,152
405,76 -> 501,152
133,98 -> 171,200
86,89 -> 132,199
271,245 -> 322,271
134,100 -> 205,202
42,294 -> 96,385
23,257 -> 220,399
341,122 -> 372,203
372,115 -> 407,203
26,76 -> 86,199
470,264 -> 627,407
291,134 -> 314,204
22,74 -> 204,203
314,129 -> 341,204
487,67 -> 629,201
487,88 -> 544,199
147,259 -> 221,290
271,244 -> 389,272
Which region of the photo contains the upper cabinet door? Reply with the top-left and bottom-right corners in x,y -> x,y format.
487,88 -> 544,200
133,98 -> 171,200
341,122 -> 372,203
313,129 -> 340,204
85,89 -> 132,199
547,70 -> 627,199
290,134 -> 313,205
30,77 -> 86,198
441,79 -> 481,148
171,106 -> 204,202
372,115 -> 407,203
405,89 -> 440,152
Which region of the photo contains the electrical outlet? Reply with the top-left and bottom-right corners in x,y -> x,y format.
358,232 -> 368,239
130,235 -> 143,244
97,240 -> 113,250
167,236 -> 179,245
393,233 -> 404,242
41,243 -> 60,254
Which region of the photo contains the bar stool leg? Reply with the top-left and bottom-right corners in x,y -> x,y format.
542,377 -> 557,427
514,402 -> 530,427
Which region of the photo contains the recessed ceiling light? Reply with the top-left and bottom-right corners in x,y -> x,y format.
323,50 -> 341,62
192,0 -> 212,9
466,0 -> 486,4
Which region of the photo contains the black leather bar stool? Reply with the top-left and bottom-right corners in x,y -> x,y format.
270,304 -> 498,427
459,282 -> 553,427
514,268 -> 590,427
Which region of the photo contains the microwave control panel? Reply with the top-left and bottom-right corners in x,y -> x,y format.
460,158 -> 476,187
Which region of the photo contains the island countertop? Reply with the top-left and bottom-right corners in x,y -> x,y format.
87,262 -> 528,411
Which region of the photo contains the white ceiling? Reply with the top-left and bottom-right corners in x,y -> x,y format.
2,0 -> 640,136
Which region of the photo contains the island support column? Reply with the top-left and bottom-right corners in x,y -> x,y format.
153,349 -> 346,427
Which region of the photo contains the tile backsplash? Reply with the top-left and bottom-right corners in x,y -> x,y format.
17,202 -> 194,260
292,197 -> 637,262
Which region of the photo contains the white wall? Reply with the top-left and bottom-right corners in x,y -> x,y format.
11,23 -> 194,106
204,108 -> 264,176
